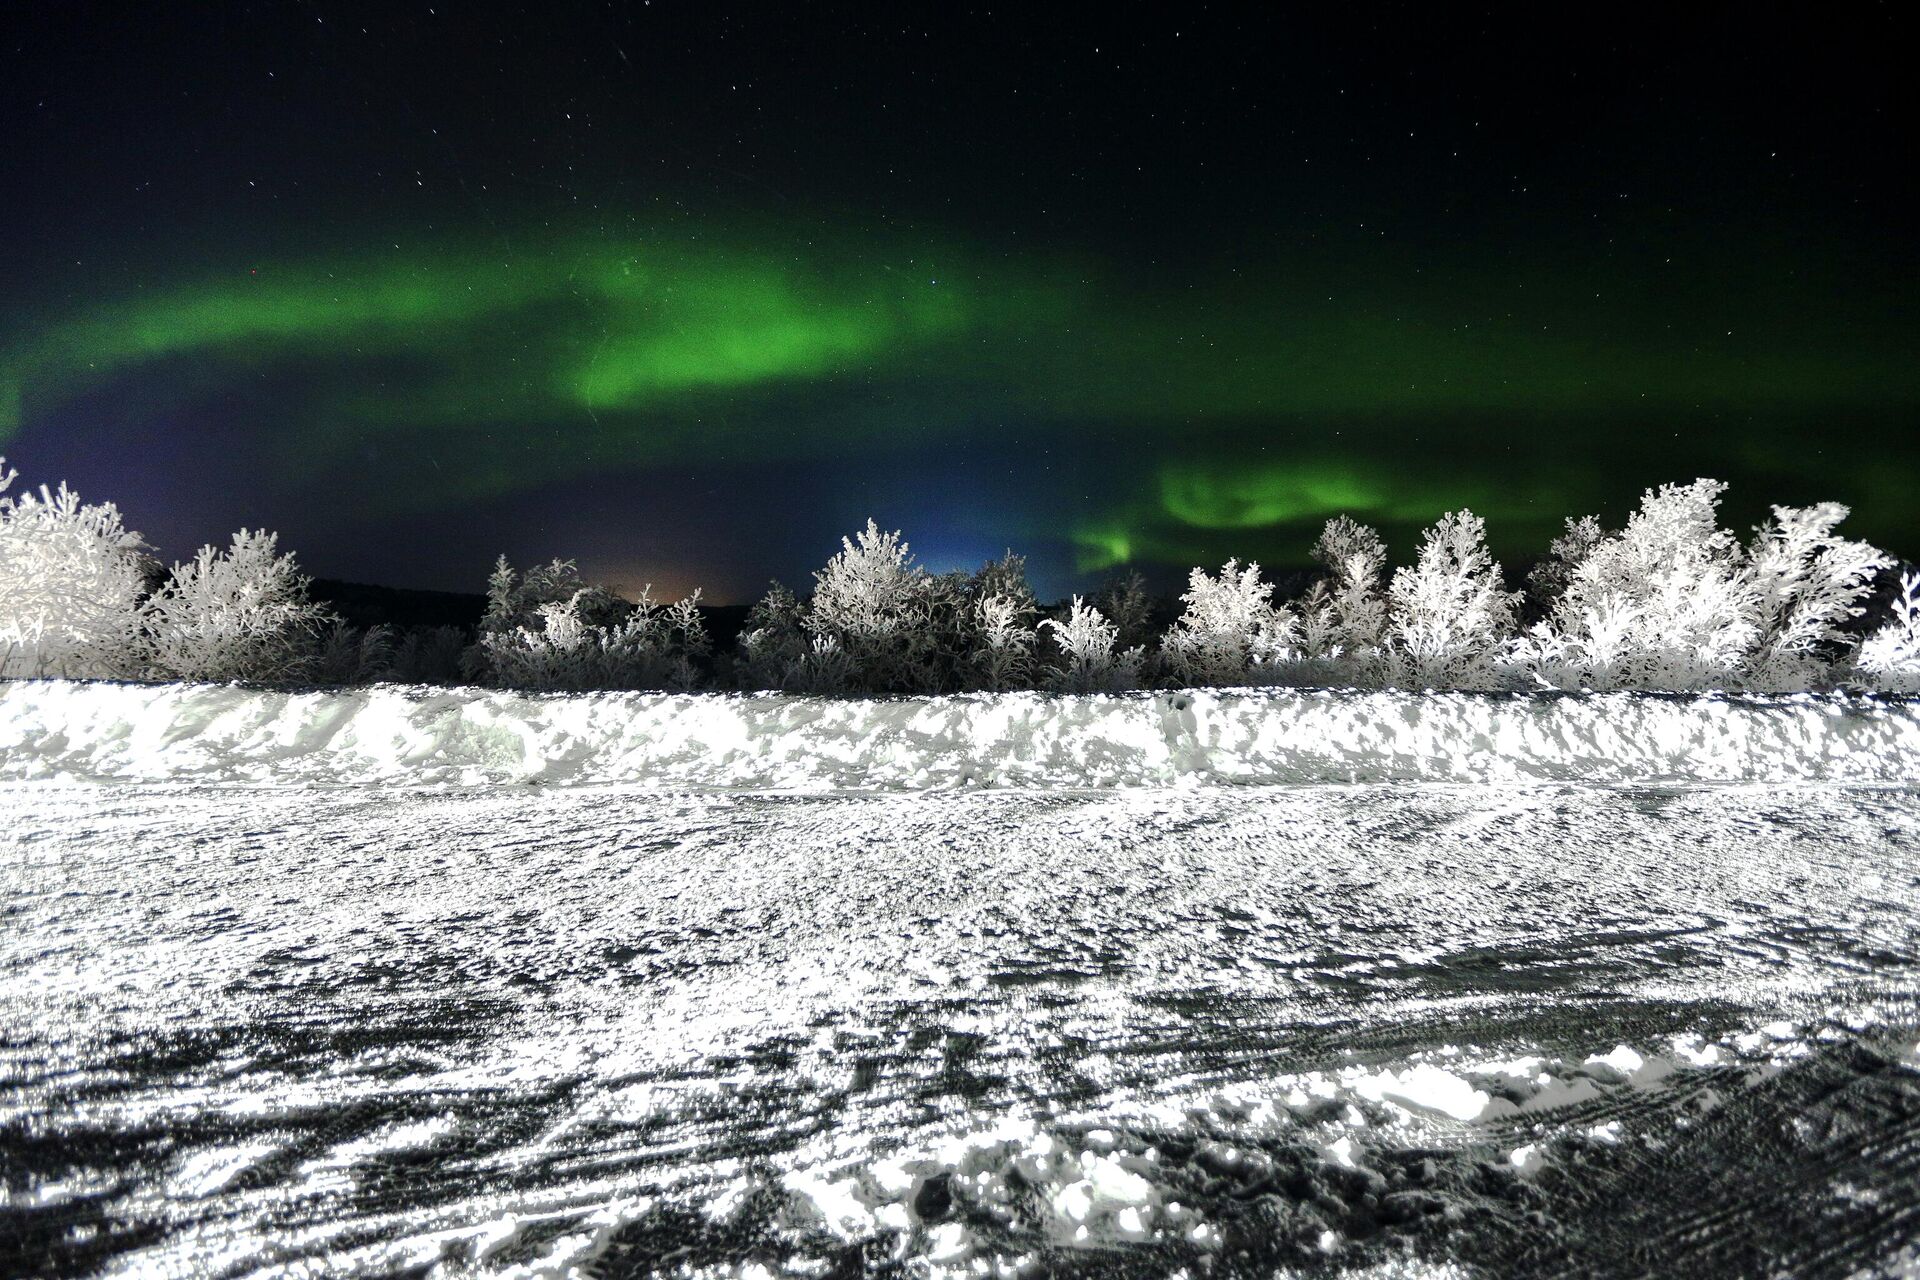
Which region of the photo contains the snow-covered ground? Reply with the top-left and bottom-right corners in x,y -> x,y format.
2,684 -> 1919,1278
3,680 -> 1919,788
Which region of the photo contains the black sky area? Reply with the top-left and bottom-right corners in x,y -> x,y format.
1,3 -> 1913,602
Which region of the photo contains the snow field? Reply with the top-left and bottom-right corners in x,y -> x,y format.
5,724 -> 1918,1276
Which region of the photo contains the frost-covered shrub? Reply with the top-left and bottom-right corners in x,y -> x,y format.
962,552 -> 1039,692
804,520 -> 956,694
1040,596 -> 1144,693
0,457 -> 157,679
1853,572 -> 1920,693
474,560 -> 709,692
736,581 -> 862,694
971,593 -> 1037,691
1526,515 -> 1608,615
477,555 -> 628,638
1740,503 -> 1891,691
971,551 -> 1039,618
1512,481 -> 1892,692
468,556 -> 706,691
1514,481 -> 1754,691
1383,510 -> 1518,690
143,529 -> 333,682
917,569 -> 978,689
736,581 -> 814,691
1160,559 -> 1299,687
1295,515 -> 1390,685
742,542 -> 1040,694
805,520 -> 925,692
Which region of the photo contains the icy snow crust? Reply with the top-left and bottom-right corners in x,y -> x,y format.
2,678 -> 1918,788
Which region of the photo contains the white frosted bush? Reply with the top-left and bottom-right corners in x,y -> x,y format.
477,572 -> 709,692
963,552 -> 1040,691
971,551 -> 1038,617
1384,510 -> 1518,690
917,570 -> 977,691
1296,515 -> 1390,685
971,593 -> 1037,691
1092,570 -> 1156,653
1740,503 -> 1891,691
1854,572 -> 1920,693
143,529 -> 332,682
805,520 -> 946,693
478,555 -> 627,637
742,545 -> 1037,694
1160,559 -> 1299,687
736,581 -> 814,691
734,581 -> 865,695
0,457 -> 156,679
1514,481 -> 1892,692
1041,596 -> 1143,693
1515,481 -> 1751,690
470,556 -> 705,690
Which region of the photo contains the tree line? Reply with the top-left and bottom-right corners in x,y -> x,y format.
2,457 -> 1915,694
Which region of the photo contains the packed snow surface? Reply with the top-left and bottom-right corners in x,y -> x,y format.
4,780 -> 1919,1277
2,679 -> 1918,788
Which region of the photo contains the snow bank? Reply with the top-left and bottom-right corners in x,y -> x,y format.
1,679 -> 1916,789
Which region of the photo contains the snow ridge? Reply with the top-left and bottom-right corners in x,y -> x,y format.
2,680 -> 1916,789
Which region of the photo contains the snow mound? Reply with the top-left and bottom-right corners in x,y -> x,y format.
1,680 -> 1917,789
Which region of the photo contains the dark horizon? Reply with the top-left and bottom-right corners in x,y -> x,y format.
4,4 -> 1913,603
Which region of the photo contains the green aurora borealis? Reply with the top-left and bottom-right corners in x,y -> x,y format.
6,224 -> 1914,589
4,6 -> 1914,599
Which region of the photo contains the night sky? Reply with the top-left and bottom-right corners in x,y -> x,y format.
3,4 -> 1913,602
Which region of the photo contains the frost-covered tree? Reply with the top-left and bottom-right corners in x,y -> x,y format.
143,529 -> 333,682
960,552 -> 1039,692
734,581 -> 868,694
1160,559 -> 1299,687
1295,515 -> 1390,685
466,556 -> 678,688
1384,510 -> 1518,690
478,598 -> 601,690
918,569 -> 978,691
970,593 -> 1037,691
1853,571 -> 1920,693
1526,515 -> 1608,615
613,587 -> 713,690
971,551 -> 1038,618
749,535 -> 1039,695
1739,503 -> 1891,691
736,581 -> 813,691
804,520 -> 946,693
1040,596 -> 1144,693
1512,480 -> 1891,692
1514,480 -> 1756,691
0,458 -> 157,679
476,572 -> 709,692
478,556 -> 628,637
